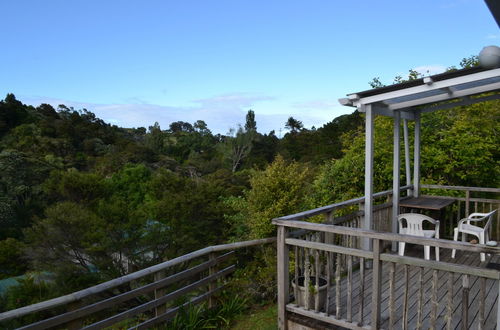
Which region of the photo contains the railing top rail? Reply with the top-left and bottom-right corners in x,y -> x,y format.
274,185 -> 413,221
272,219 -> 500,255
421,184 -> 500,193
0,237 -> 276,322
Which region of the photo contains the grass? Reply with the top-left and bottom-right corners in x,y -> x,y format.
230,303 -> 277,330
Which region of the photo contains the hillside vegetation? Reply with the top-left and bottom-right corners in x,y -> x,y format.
0,59 -> 498,316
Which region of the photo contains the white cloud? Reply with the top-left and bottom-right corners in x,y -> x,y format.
413,65 -> 447,76
18,93 -> 276,134
485,34 -> 499,40
293,99 -> 340,110
18,93 -> 355,135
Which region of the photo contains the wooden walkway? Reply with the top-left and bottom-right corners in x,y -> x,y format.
326,247 -> 499,329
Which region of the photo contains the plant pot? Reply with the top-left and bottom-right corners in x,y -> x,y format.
291,276 -> 328,311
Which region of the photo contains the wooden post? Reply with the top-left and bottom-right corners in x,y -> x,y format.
392,110 -> 401,251
413,111 -> 421,197
208,252 -> 217,308
497,280 -> 500,330
154,270 -> 167,317
462,275 -> 469,330
66,301 -> 82,330
277,226 -> 289,330
364,104 -> 374,252
371,239 -> 382,329
403,119 -> 412,196
465,190 -> 470,217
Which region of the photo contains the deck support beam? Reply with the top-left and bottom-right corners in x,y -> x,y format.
392,110 -> 400,251
403,119 -> 412,196
413,111 -> 421,197
364,104 -> 374,252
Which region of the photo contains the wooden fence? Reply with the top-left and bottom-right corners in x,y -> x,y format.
0,238 -> 275,329
273,184 -> 500,329
274,221 -> 500,330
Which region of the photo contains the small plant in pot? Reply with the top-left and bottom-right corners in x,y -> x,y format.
291,276 -> 328,311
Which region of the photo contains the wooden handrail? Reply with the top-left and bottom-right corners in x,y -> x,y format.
0,237 -> 276,323
275,185 -> 413,221
421,184 -> 500,193
272,219 -> 500,255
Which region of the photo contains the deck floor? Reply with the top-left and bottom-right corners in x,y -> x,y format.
322,246 -> 500,329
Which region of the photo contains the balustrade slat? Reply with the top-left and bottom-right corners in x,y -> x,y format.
315,249 -> 320,312
358,257 -> 365,326
402,264 -> 409,330
389,262 -> 396,330
430,270 -> 438,330
461,275 -> 470,330
446,272 -> 454,330
304,247 -> 311,310
417,266 -> 424,330
335,253 -> 341,319
294,246 -> 299,304
325,251 -> 331,316
479,277 -> 486,330
347,254 -> 353,323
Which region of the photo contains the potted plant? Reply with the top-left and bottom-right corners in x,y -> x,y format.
291,275 -> 328,310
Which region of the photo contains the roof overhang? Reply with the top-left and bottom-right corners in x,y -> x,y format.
339,66 -> 500,119
485,0 -> 500,28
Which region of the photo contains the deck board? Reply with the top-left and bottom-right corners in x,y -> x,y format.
318,246 -> 500,329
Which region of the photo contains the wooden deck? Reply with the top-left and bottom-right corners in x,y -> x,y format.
323,246 -> 499,329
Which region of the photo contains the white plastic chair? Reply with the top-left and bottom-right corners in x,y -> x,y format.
451,210 -> 498,262
398,213 -> 440,261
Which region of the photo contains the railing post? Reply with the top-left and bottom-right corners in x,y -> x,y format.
66,301 -> 82,330
277,225 -> 289,330
371,239 -> 382,329
208,252 -> 217,308
466,190 -> 470,217
154,270 -> 167,317
497,279 -> 500,330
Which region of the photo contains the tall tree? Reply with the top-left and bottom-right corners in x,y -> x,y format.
284,116 -> 303,133
245,109 -> 257,132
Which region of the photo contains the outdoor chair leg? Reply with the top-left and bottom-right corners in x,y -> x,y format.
424,246 -> 430,260
452,228 -> 458,259
435,246 -> 439,261
398,242 -> 405,256
480,232 -> 486,262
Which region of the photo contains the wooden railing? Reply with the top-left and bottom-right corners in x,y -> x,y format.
274,220 -> 500,330
421,184 -> 500,239
0,238 -> 275,329
277,185 -> 413,250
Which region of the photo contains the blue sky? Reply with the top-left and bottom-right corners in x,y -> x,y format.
0,1 -> 498,134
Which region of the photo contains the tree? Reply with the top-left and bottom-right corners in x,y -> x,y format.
145,122 -> 165,154
284,116 -> 303,133
222,126 -> 256,172
225,155 -> 312,239
245,110 -> 257,132
169,121 -> 194,133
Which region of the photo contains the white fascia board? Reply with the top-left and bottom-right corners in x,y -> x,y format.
388,81 -> 500,110
356,68 -> 500,106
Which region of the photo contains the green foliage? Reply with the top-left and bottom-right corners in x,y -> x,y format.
0,74 -> 498,321
229,246 -> 277,302
0,274 -> 56,321
226,155 -> 312,239
0,238 -> 27,279
165,294 -> 248,330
